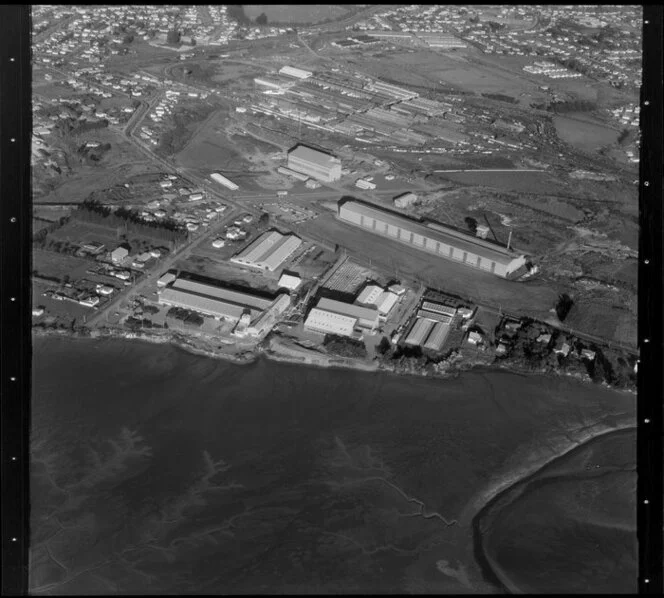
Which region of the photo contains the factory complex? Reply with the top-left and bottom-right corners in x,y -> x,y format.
286,144 -> 342,182
249,65 -> 464,149
158,276 -> 281,324
230,230 -> 303,272
337,199 -> 528,279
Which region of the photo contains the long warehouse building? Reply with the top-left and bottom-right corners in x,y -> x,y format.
159,277 -> 273,322
337,199 -> 528,279
303,296 -> 380,337
287,144 -> 342,182
230,230 -> 302,272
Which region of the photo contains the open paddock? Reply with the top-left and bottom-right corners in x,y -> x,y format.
50,220 -> 122,249
33,249 -> 94,281
242,4 -> 349,23
553,115 -> 621,152
433,171 -> 566,195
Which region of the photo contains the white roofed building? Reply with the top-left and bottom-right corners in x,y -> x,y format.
279,65 -> 313,79
304,308 -> 357,337
278,272 -> 302,290
338,199 -> 528,279
230,230 -> 302,272
287,144 -> 342,182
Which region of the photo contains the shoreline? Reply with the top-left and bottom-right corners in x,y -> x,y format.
470,426 -> 637,593
30,326 -> 636,393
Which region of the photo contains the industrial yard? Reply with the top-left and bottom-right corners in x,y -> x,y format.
32,3 -> 640,384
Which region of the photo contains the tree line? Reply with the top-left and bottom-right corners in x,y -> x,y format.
72,199 -> 189,248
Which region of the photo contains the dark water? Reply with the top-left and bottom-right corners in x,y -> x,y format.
475,428 -> 637,594
30,336 -> 636,594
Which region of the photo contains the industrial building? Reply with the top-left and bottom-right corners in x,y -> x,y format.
279,65 -> 313,80
230,230 -> 302,272
423,322 -> 451,351
304,308 -> 357,337
355,283 -> 400,317
278,272 -> 302,290
277,165 -> 309,182
158,276 -> 273,323
393,191 -> 418,208
405,317 -> 435,346
210,172 -> 239,191
337,199 -> 528,278
287,144 -> 342,182
304,296 -> 380,337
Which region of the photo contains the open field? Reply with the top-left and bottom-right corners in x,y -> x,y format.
553,115 -> 621,152
33,130 -> 153,203
175,111 -> 265,172
49,220 -> 121,249
33,249 -> 94,281
242,4 -> 349,24
434,171 -> 566,195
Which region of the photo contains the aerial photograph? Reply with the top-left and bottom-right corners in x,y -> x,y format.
31,4 -> 640,594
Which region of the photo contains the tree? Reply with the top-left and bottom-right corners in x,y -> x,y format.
464,216 -> 478,233
258,212 -> 270,226
256,12 -> 268,26
376,336 -> 391,356
122,34 -> 134,44
555,293 -> 574,321
166,29 -> 181,45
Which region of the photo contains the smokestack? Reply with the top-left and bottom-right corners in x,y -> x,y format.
507,229 -> 512,251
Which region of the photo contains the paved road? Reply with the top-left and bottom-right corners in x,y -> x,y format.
85,207 -> 240,328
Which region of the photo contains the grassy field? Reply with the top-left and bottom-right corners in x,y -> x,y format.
553,115 -> 620,152
242,4 -> 349,24
33,249 -> 93,281
435,171 -> 567,195
175,111 -> 255,172
50,220 -> 121,249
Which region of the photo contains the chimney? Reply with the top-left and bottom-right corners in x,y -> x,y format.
507,229 -> 513,251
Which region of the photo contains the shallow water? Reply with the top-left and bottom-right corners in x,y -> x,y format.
30,335 -> 635,594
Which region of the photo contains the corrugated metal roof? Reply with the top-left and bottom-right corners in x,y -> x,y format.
160,287 -> 251,320
232,231 -> 302,272
423,322 -> 450,351
304,307 -> 356,336
376,291 -> 399,315
339,200 -> 523,266
234,231 -> 283,263
421,301 -> 457,317
172,278 -> 272,311
288,144 -> 340,169
405,317 -> 435,346
317,297 -> 379,323
417,309 -> 453,324
262,235 -> 302,271
356,284 -> 384,305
